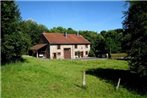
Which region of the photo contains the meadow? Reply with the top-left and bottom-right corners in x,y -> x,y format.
1,56 -> 147,98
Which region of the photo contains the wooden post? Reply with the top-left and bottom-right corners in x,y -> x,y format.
116,78 -> 121,90
82,71 -> 86,87
36,51 -> 38,58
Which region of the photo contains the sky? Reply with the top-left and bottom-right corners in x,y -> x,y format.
17,1 -> 128,32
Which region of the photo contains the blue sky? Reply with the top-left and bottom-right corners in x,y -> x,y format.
17,1 -> 127,32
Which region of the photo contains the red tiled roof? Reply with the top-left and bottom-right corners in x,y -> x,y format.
30,44 -> 47,50
43,33 -> 90,44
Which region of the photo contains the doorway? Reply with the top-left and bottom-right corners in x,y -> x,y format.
64,48 -> 71,59
53,53 -> 57,59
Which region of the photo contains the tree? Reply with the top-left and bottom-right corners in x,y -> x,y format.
100,29 -> 123,54
79,31 -> 97,57
49,26 -> 66,33
94,34 -> 108,58
20,20 -> 49,45
123,1 -> 147,76
66,28 -> 77,34
1,1 -> 30,63
49,26 -> 79,34
79,30 -> 106,57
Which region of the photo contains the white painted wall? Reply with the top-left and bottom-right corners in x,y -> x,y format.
49,44 -> 90,59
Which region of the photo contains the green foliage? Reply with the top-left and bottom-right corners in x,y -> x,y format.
80,29 -> 124,57
123,1 -> 147,76
49,26 -> 66,33
20,20 -> 49,45
79,31 -> 98,57
1,1 -> 30,63
100,29 -> 124,53
49,26 -> 77,34
66,28 -> 77,34
88,48 -> 95,57
2,56 -> 146,98
1,1 -> 21,37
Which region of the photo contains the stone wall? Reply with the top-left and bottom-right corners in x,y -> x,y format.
49,44 -> 90,59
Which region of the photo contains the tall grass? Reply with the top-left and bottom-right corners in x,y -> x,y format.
1,56 -> 146,98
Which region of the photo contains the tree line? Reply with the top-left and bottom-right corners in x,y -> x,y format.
20,21 -> 126,58
1,1 -> 147,77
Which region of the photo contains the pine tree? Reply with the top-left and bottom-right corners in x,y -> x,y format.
123,1 -> 147,76
1,1 -> 30,63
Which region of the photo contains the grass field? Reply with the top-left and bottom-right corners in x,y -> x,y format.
1,56 -> 147,98
111,53 -> 128,59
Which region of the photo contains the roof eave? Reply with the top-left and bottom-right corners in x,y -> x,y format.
49,43 -> 90,45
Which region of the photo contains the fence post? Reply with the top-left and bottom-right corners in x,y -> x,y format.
82,70 -> 86,88
116,78 -> 121,90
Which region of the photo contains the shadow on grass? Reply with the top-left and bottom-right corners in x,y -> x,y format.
86,68 -> 147,95
1,57 -> 28,66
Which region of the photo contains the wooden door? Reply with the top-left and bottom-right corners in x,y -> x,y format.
64,48 -> 71,59
81,51 -> 83,57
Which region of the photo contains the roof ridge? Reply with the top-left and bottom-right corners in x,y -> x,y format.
42,32 -> 90,44
43,32 -> 77,34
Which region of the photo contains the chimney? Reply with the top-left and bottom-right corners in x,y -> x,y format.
64,32 -> 67,37
76,31 -> 79,36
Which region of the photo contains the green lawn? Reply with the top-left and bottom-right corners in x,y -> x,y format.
1,56 -> 146,98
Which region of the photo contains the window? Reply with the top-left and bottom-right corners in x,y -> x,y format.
75,45 -> 77,49
85,51 -> 88,55
58,52 -> 61,55
57,45 -> 60,49
75,52 -> 78,56
85,44 -> 88,48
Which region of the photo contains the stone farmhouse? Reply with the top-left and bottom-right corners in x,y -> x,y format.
30,32 -> 91,59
